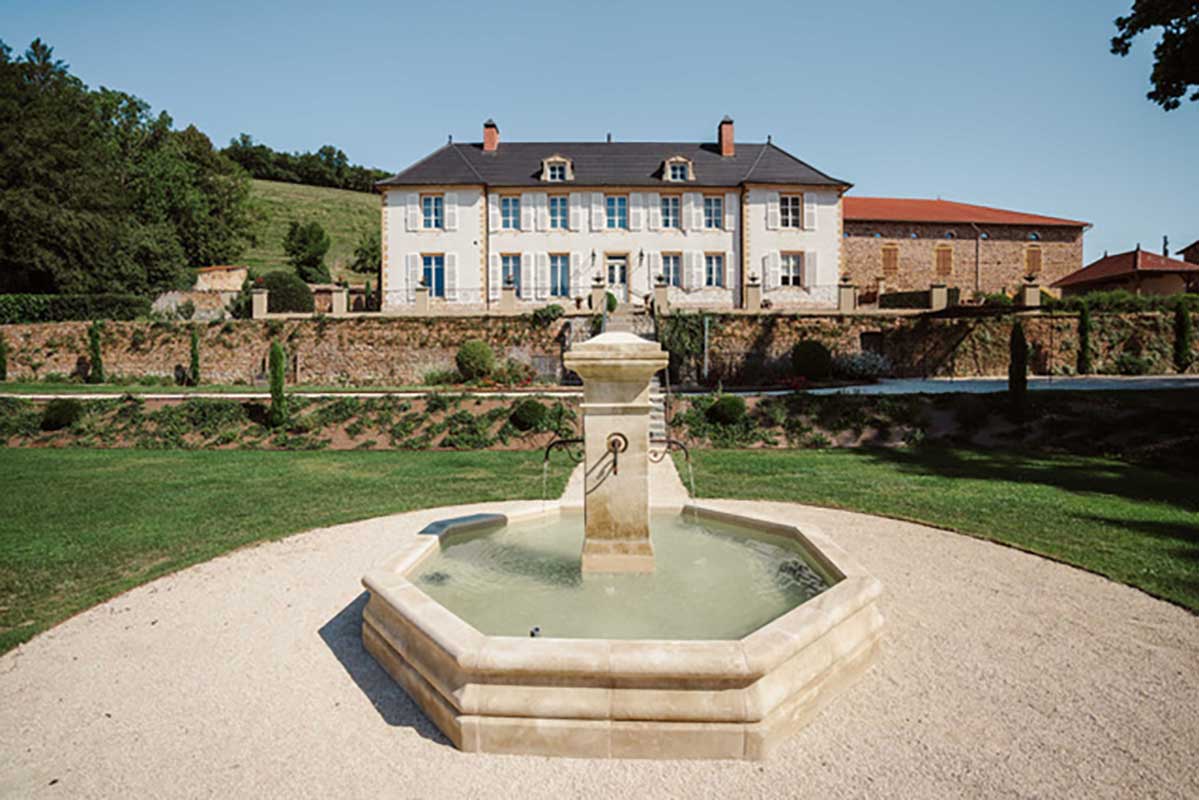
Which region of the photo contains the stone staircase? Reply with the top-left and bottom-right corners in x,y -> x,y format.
649,374 -> 667,441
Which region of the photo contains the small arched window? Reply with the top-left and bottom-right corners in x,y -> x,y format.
910,232 -> 919,239
944,231 -> 956,239
1028,231 -> 1041,241
980,232 -> 990,240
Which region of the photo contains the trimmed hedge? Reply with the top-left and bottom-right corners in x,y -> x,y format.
878,288 -> 962,309
41,398 -> 83,431
456,339 -> 495,381
509,399 -> 547,432
262,271 -> 314,314
0,294 -> 151,324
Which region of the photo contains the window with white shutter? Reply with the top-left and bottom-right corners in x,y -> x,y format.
725,250 -> 735,288
591,193 -> 604,231
406,193 -> 420,231
803,194 -> 818,230
647,193 -> 661,230
766,192 -> 781,230
444,252 -> 458,300
520,253 -> 533,299
569,193 -> 584,231
488,253 -> 501,300
629,194 -> 644,231
488,194 -> 500,233
805,251 -> 819,287
724,193 -> 737,230
779,195 -> 802,228
405,253 -> 421,299
520,194 -> 535,230
764,252 -> 781,288
444,193 -> 458,231
689,194 -> 705,230
570,252 -> 583,296
535,194 -> 549,231
535,252 -> 550,300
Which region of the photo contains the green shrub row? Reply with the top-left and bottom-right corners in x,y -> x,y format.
0,294 -> 151,324
1046,290 -> 1199,313
878,288 -> 961,309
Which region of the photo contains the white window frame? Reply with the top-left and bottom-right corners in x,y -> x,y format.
703,196 -> 723,229
546,162 -> 567,182
421,194 -> 444,229
660,195 -> 680,229
668,162 -> 688,181
662,253 -> 682,287
501,253 -> 522,296
500,196 -> 521,230
605,195 -> 628,230
779,194 -> 803,229
549,253 -> 570,297
421,254 -> 446,297
548,195 -> 569,229
704,253 -> 724,287
780,252 -> 805,287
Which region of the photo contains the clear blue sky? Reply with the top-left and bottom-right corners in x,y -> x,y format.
4,0 -> 1196,261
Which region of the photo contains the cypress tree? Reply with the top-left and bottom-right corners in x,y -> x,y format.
1009,320 -> 1028,418
268,339 -> 287,427
87,322 -> 105,384
364,280 -> 373,312
1175,302 -> 1193,373
189,326 -> 201,386
0,331 -> 7,381
1077,305 -> 1092,375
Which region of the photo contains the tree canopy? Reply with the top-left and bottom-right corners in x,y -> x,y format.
283,220 -> 331,283
349,229 -> 381,275
222,134 -> 390,193
1111,1 -> 1199,110
0,38 -> 256,295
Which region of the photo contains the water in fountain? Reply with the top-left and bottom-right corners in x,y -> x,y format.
412,510 -> 834,640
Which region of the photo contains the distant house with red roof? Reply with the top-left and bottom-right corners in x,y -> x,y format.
842,197 -> 1089,299
1052,246 -> 1199,297
1179,239 -> 1199,266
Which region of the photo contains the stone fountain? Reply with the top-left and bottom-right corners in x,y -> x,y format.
360,331 -> 884,759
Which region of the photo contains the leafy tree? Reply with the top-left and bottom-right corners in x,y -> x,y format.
0,38 -> 255,295
189,326 -> 201,386
1077,305 -> 1093,375
221,134 -> 390,192
1174,302 -> 1193,372
263,270 -> 314,313
283,220 -> 331,283
1111,2 -> 1199,110
268,339 -> 287,427
349,229 -> 381,275
1009,321 -> 1028,419
87,322 -> 104,384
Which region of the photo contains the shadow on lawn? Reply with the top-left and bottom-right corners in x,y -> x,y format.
317,592 -> 449,745
853,445 -> 1199,515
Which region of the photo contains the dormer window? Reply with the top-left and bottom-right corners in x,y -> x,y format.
663,156 -> 693,182
541,156 -> 573,182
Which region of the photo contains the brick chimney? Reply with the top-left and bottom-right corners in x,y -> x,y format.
483,119 -> 499,152
718,116 -> 734,157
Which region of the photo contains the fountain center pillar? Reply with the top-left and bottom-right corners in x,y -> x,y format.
563,332 -> 669,573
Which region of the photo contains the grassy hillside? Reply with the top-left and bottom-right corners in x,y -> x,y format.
242,179 -> 379,283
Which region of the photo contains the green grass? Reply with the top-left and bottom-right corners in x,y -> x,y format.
683,447 -> 1199,611
0,449 -> 572,653
243,179 -> 378,282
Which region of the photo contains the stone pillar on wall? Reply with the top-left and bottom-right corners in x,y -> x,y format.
838,283 -> 858,313
1019,283 -> 1041,308
930,284 -> 948,311
331,287 -> 348,316
589,284 -> 607,314
252,290 -> 268,319
744,279 -> 762,311
499,286 -> 517,314
414,286 -> 430,315
653,281 -> 670,315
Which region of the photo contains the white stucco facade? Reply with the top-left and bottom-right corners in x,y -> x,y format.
380,184 -> 844,312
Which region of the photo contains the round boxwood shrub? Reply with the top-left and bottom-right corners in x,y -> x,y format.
263,271 -> 314,313
705,394 -> 747,425
791,340 -> 832,380
456,339 -> 495,381
509,399 -> 547,432
606,291 -> 618,313
41,398 -> 84,431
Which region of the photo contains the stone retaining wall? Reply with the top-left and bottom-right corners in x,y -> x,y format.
0,310 -> 1192,386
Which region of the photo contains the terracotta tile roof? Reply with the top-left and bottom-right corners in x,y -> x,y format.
843,197 -> 1088,228
1052,248 -> 1199,288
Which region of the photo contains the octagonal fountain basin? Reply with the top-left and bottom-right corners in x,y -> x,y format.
362,503 -> 883,760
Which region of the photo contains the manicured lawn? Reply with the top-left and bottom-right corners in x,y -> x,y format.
0,449 -> 571,653
684,448 -> 1199,611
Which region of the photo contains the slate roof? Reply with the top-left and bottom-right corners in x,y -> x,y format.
1052,248 -> 1199,288
844,197 -> 1089,228
377,141 -> 849,189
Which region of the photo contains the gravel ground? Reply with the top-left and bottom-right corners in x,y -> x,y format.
1,485 -> 1196,799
